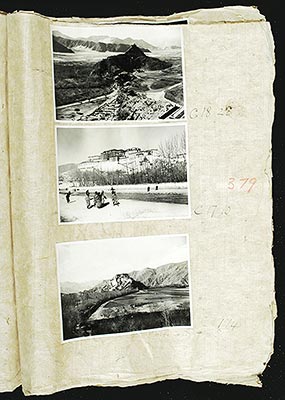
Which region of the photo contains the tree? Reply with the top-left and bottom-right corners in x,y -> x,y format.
159,132 -> 186,160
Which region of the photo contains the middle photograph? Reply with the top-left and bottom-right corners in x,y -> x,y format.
56,124 -> 190,224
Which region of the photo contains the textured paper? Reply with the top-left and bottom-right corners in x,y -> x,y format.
0,14 -> 21,393
4,6 -> 275,395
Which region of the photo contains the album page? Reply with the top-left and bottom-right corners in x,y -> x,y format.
6,6 -> 275,395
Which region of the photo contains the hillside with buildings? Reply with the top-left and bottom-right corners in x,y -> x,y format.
59,144 -> 187,187
78,147 -> 161,173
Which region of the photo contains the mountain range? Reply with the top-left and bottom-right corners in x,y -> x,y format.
53,31 -> 155,54
61,260 -> 189,294
129,261 -> 189,287
78,35 -> 157,51
61,280 -> 100,294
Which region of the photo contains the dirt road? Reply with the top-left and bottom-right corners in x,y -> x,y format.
59,194 -> 189,223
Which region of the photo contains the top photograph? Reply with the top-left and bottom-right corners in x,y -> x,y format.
51,24 -> 186,122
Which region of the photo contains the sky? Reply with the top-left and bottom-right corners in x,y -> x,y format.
52,24 -> 182,50
57,124 -> 186,165
57,234 -> 189,284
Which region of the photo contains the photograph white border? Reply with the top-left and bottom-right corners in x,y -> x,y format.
55,233 -> 193,343
50,23 -> 188,124
54,122 -> 191,225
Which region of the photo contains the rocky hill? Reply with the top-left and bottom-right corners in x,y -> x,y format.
53,36 -> 74,53
92,44 -> 171,76
58,163 -> 78,175
100,273 -> 147,291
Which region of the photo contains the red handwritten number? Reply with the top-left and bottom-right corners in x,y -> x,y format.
239,178 -> 249,189
228,178 -> 235,190
228,177 -> 257,192
247,177 -> 257,193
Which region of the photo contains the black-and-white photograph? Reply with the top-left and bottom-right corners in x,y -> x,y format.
57,124 -> 190,224
57,234 -> 191,341
52,24 -> 185,121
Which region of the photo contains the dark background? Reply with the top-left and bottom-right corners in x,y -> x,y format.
0,0 -> 284,399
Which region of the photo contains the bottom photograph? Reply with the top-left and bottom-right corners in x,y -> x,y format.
56,234 -> 191,341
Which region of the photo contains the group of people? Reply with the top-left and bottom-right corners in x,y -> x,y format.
85,189 -> 107,209
84,187 -> 120,209
65,187 -> 120,209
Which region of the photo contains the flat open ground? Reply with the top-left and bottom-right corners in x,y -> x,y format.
87,287 -> 191,335
59,193 -> 189,223
89,287 -> 190,320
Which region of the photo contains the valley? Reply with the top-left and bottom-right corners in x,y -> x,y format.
53,42 -> 185,121
87,287 -> 191,336
60,261 -> 190,339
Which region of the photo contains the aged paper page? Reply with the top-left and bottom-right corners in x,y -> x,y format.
0,13 -> 21,393
7,6 -> 274,395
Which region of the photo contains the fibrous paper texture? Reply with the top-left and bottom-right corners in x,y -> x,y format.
0,13 -> 21,393
0,5 -> 275,395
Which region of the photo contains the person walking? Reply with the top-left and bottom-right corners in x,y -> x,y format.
85,190 -> 93,209
111,187 -> 120,206
65,190 -> 71,203
93,191 -> 100,207
96,190 -> 107,208
95,190 -> 109,209
100,190 -> 107,204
